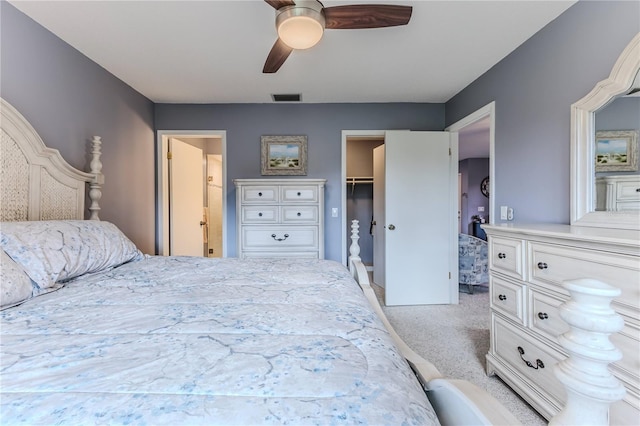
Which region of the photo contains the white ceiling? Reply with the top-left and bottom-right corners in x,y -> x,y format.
9,0 -> 576,104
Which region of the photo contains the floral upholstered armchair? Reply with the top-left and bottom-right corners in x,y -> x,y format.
458,233 -> 489,293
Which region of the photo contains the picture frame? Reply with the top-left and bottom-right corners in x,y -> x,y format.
595,130 -> 638,172
261,135 -> 308,176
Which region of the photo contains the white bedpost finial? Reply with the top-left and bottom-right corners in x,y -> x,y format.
88,136 -> 104,220
550,278 -> 626,426
349,219 -> 361,271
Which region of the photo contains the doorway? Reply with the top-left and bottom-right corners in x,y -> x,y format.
446,102 -> 495,230
345,135 -> 385,274
157,131 -> 227,257
342,130 -> 458,306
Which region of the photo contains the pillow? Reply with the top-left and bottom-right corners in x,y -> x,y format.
0,249 -> 34,309
0,220 -> 143,290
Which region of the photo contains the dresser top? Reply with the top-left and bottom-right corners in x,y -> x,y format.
482,223 -> 640,250
234,178 -> 326,186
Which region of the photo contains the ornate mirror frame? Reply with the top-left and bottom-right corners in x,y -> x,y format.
570,33 -> 640,230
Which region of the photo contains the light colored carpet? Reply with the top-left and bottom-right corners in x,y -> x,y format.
372,282 -> 547,426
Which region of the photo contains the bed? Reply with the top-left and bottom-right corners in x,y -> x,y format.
2,96 -> 592,425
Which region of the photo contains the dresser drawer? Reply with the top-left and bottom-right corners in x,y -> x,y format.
241,226 -> 318,251
491,276 -> 525,324
241,206 -> 278,223
492,315 -> 566,406
610,321 -> 640,388
529,289 -> 569,342
617,180 -> 640,201
241,251 -> 319,259
490,237 -> 524,279
282,206 -> 318,223
529,242 -> 640,319
242,186 -> 278,203
281,185 -> 318,202
616,201 -> 640,211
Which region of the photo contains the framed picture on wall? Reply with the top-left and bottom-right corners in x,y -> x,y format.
595,130 -> 638,172
261,135 -> 308,176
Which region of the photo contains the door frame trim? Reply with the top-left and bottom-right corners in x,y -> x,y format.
341,130 -> 386,266
445,101 -> 496,225
156,130 -> 227,256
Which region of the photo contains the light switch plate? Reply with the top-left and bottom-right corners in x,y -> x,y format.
500,206 -> 508,220
331,207 -> 338,217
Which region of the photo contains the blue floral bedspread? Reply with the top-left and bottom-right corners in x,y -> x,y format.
0,257 -> 439,425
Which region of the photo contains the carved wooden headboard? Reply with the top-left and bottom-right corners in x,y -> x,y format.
0,98 -> 103,221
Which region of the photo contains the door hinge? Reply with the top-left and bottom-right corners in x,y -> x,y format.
449,272 -> 451,279
167,151 -> 172,160
449,148 -> 452,156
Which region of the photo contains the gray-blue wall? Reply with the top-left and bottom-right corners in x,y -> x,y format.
1,2 -> 156,253
155,103 -> 445,261
446,1 -> 640,224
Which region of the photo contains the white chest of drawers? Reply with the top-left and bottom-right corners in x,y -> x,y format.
234,179 -> 326,259
596,175 -> 640,212
483,223 -> 640,424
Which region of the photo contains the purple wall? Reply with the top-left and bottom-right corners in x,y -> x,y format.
155,103 -> 445,261
1,2 -> 156,253
446,0 -> 640,225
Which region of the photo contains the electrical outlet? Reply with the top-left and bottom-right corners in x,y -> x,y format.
478,206 -> 485,212
500,206 -> 508,220
507,208 -> 514,221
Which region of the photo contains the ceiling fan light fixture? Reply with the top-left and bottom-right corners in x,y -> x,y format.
276,6 -> 325,50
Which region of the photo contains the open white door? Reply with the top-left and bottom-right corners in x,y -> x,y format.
372,145 -> 386,288
169,138 -> 204,256
384,130 -> 457,306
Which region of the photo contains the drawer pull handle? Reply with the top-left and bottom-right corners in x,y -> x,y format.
271,233 -> 289,241
258,212 -> 263,217
538,312 -> 548,320
297,192 -> 301,196
258,192 -> 263,197
636,188 -> 640,192
537,262 -> 548,270
498,253 -> 506,259
297,212 -> 301,216
517,346 -> 545,370
498,294 -> 507,301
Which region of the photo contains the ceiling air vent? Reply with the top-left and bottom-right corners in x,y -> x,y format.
272,93 -> 301,102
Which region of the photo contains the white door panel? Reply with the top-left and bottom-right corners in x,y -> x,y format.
169,138 -> 204,256
384,130 -> 454,306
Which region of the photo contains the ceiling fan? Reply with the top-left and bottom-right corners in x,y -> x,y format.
263,0 -> 413,73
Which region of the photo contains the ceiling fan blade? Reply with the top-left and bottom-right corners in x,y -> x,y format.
263,38 -> 294,73
264,0 -> 296,10
324,5 -> 412,29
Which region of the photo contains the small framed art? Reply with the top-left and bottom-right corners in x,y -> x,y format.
595,130 -> 638,172
261,135 -> 308,176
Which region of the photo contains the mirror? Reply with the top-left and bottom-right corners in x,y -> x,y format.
570,33 -> 640,230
